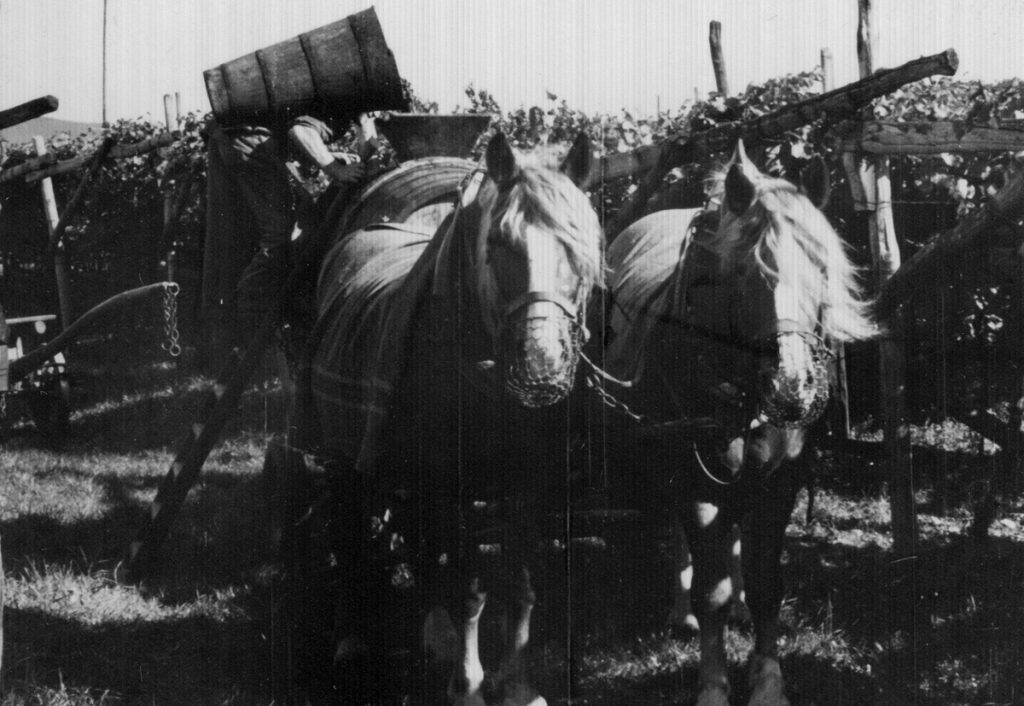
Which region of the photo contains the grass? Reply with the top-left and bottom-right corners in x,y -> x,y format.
1,339 -> 1022,704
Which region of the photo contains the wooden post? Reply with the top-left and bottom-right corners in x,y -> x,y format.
821,48 -> 835,92
162,95 -> 178,281
163,94 -> 177,133
858,0 -> 917,665
820,46 -> 852,440
32,136 -> 73,329
709,21 -> 730,96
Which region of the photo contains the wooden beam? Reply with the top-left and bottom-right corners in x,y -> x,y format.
0,95 -> 58,131
23,132 -> 178,183
8,283 -> 172,382
875,166 -> 1024,317
49,137 -> 115,253
605,48 -> 958,238
839,120 -> 1024,154
709,21 -> 730,96
32,136 -> 73,330
0,153 -> 57,184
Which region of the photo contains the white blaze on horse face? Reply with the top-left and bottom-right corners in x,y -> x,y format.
524,225 -> 580,311
517,225 -> 579,361
772,234 -> 819,378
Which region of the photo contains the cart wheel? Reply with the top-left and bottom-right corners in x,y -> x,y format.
29,376 -> 71,436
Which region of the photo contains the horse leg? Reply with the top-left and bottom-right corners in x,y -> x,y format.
667,517 -> 700,636
743,474 -> 799,706
496,566 -> 547,706
446,577 -> 488,706
729,523 -> 751,624
670,521 -> 748,635
683,502 -> 737,706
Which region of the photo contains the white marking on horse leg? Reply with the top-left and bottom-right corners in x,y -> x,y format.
448,589 -> 487,705
698,576 -> 732,698
497,568 -> 547,706
668,522 -> 700,634
747,655 -> 789,706
694,502 -> 719,528
730,524 -> 751,624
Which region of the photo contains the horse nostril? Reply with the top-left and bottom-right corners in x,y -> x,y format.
758,334 -> 834,428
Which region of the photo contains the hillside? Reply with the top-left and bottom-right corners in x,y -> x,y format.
0,115 -> 101,144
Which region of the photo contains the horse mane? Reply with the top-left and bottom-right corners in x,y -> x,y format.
472,147 -> 605,337
703,169 -> 878,342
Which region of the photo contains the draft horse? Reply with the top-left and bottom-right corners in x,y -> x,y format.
305,131 -> 602,704
599,142 -> 877,706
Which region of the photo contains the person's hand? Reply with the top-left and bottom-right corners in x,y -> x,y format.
323,160 -> 365,184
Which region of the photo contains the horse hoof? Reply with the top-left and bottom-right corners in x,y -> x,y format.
695,684 -> 732,706
501,682 -> 547,706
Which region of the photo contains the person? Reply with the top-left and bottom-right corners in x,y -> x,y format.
201,112 -> 373,354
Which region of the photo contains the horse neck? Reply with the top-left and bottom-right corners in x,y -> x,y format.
429,198 -> 493,353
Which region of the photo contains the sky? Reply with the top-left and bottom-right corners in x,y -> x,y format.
1,0 -> 1023,125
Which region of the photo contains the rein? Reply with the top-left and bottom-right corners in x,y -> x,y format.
583,204 -> 835,483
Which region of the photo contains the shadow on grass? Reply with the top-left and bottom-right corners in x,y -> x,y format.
3,604 -> 272,705
783,525 -> 1024,705
0,465 -> 276,599
5,353 -> 289,454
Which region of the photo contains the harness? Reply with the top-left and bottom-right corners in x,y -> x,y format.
435,165 -> 591,341
582,209 -> 834,485
432,162 -> 593,408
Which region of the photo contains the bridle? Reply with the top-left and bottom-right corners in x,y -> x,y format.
584,208 -> 835,484
453,166 -> 594,344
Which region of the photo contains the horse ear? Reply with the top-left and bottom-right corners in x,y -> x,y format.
486,131 -> 517,186
800,156 -> 831,209
732,138 -> 754,168
561,132 -> 595,187
725,163 -> 756,215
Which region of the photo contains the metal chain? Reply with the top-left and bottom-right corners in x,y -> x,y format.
161,282 -> 182,357
585,371 -> 648,425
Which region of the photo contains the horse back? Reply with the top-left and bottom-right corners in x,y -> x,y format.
308,225 -> 434,464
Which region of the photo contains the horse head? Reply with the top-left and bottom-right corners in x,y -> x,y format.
467,131 -> 604,407
706,140 -> 877,438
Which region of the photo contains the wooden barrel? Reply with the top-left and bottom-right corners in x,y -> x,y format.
341,157 -> 476,235
204,7 -> 408,126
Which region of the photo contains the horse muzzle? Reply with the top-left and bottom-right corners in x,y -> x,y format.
499,298 -> 586,408
757,331 -> 834,428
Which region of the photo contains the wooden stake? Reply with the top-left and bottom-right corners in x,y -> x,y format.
709,21 -> 730,96
32,136 -> 73,330
819,45 -> 851,439
163,94 -> 177,133
857,0 -> 917,650
821,48 -> 835,92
